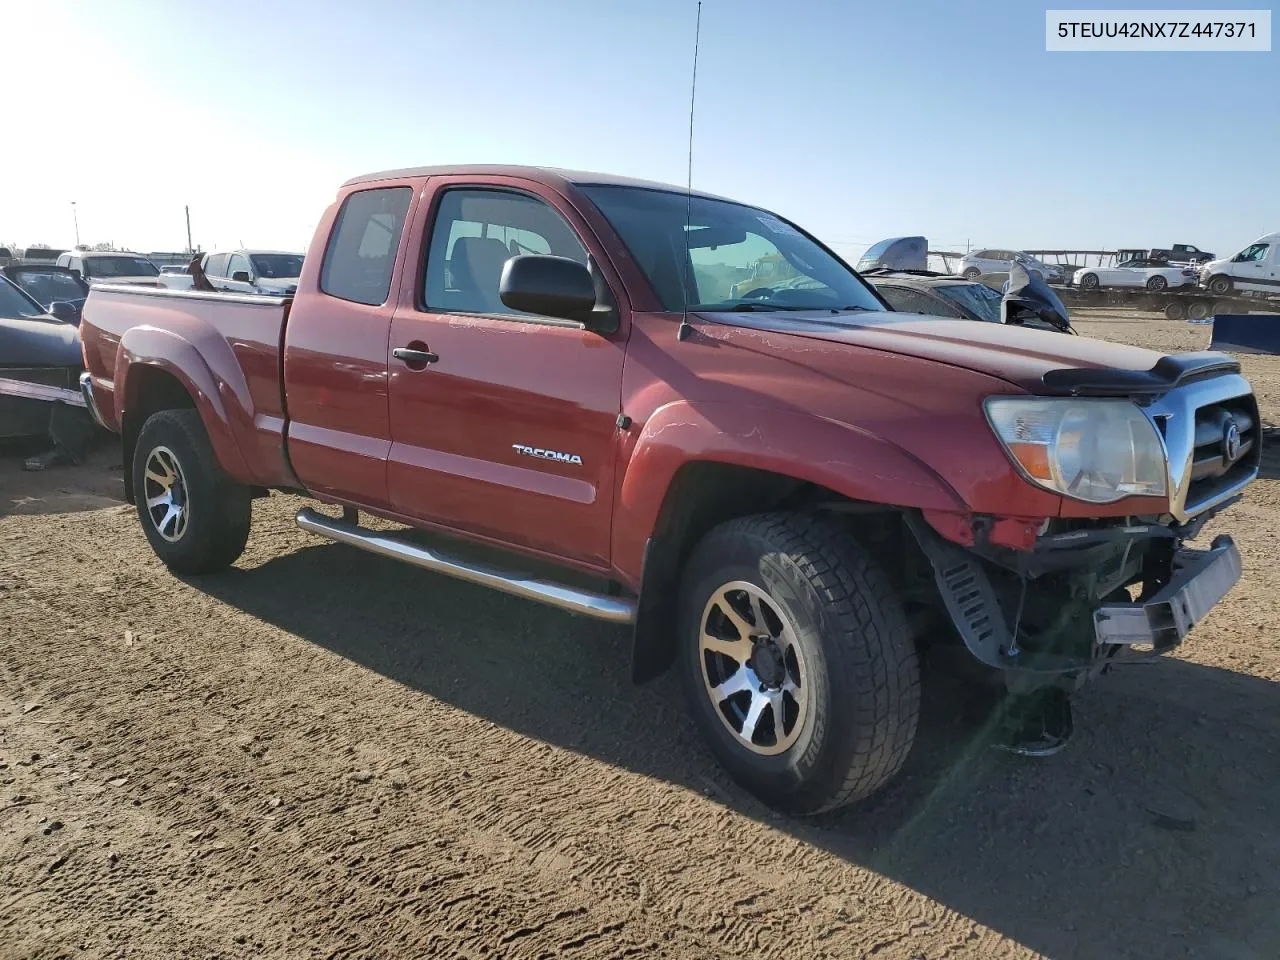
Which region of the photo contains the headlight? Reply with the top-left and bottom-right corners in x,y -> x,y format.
985,397 -> 1167,503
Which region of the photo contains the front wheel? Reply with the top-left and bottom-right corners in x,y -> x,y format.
132,409 -> 252,574
1079,273 -> 1100,291
679,514 -> 920,815
1207,275 -> 1233,296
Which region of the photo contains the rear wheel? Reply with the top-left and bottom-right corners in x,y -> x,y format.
1187,300 -> 1210,321
1207,275 -> 1233,296
1146,275 -> 1168,292
679,514 -> 920,815
962,267 -> 982,280
1079,273 -> 1100,291
1164,300 -> 1188,321
132,409 -> 251,573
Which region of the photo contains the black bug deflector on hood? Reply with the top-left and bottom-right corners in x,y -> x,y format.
1040,351 -> 1241,397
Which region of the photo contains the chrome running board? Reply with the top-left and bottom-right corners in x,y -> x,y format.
295,507 -> 637,624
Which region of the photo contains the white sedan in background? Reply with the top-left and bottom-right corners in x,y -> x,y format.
1072,258 -> 1198,292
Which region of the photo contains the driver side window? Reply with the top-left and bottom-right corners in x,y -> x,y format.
423,188 -> 587,318
1235,243 -> 1268,263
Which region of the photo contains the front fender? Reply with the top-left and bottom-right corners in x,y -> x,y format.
611,400 -> 968,585
117,325 -> 254,484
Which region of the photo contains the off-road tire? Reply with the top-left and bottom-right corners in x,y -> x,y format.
679,513 -> 920,815
132,409 -> 251,574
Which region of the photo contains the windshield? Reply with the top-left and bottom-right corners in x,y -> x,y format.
1234,243 -> 1269,263
83,256 -> 159,278
0,277 -> 47,319
250,253 -> 304,278
581,185 -> 884,315
9,270 -> 86,307
936,282 -> 1003,323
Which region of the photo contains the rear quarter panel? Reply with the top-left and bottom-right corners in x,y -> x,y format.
81,287 -> 292,487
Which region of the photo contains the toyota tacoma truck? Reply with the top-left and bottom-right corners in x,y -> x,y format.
77,165 -> 1259,815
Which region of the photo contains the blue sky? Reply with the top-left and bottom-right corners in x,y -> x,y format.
3,0 -> 1275,260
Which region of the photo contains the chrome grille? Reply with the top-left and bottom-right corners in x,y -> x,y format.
1143,372 -> 1259,522
1185,398 -> 1260,512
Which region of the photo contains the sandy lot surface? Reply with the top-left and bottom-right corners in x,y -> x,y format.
3,310 -> 1279,959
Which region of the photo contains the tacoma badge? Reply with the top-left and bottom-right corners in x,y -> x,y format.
512,444 -> 583,466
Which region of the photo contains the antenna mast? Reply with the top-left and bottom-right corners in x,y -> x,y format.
678,1 -> 702,342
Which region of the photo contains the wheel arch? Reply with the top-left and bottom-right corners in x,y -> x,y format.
621,402 -> 966,684
117,337 -> 252,504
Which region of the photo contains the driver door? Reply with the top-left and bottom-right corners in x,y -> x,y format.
386,178 -> 628,570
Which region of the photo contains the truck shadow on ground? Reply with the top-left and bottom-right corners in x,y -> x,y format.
195,538 -> 1280,960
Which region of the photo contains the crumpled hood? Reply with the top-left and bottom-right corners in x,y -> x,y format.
701,310 -> 1164,393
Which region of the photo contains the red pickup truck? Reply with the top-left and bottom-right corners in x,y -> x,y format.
78,165 -> 1258,814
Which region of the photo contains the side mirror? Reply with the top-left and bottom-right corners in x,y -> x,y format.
231,270 -> 251,283
48,301 -> 79,324
499,255 -> 597,324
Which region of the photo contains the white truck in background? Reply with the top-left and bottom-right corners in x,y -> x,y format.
159,249 -> 304,295
1200,233 -> 1280,297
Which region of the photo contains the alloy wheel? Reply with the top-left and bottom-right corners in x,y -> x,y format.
698,581 -> 809,756
143,445 -> 189,542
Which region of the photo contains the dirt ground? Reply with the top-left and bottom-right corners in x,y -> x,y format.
3,310 -> 1280,960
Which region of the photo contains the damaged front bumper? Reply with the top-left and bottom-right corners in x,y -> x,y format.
906,513 -> 1242,681
1093,535 -> 1240,650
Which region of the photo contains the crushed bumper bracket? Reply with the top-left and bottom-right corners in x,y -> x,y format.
1093,535 -> 1241,648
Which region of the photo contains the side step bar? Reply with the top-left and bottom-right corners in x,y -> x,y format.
295,507 -> 637,625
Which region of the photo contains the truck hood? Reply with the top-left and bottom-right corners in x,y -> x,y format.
702,310 -> 1164,393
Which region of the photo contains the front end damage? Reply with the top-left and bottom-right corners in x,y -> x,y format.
907,366 -> 1260,754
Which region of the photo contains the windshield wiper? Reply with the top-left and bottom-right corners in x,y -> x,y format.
713,302 -> 812,312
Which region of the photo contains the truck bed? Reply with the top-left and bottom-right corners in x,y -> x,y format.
79,284 -> 295,488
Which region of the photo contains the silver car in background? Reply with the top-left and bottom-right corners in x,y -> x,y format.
956,249 -> 1065,283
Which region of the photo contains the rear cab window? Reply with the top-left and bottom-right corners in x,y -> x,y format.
321,186 -> 413,306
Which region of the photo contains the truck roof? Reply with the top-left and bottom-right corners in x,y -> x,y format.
342,164 -> 734,203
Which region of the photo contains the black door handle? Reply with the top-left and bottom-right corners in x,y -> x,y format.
393,347 -> 439,366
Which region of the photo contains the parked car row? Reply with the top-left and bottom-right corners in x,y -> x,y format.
157,249 -> 304,296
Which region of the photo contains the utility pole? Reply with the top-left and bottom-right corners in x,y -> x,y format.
71,201 -> 80,247
185,205 -> 193,255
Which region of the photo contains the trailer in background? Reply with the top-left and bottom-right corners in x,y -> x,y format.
1056,285 -> 1280,322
